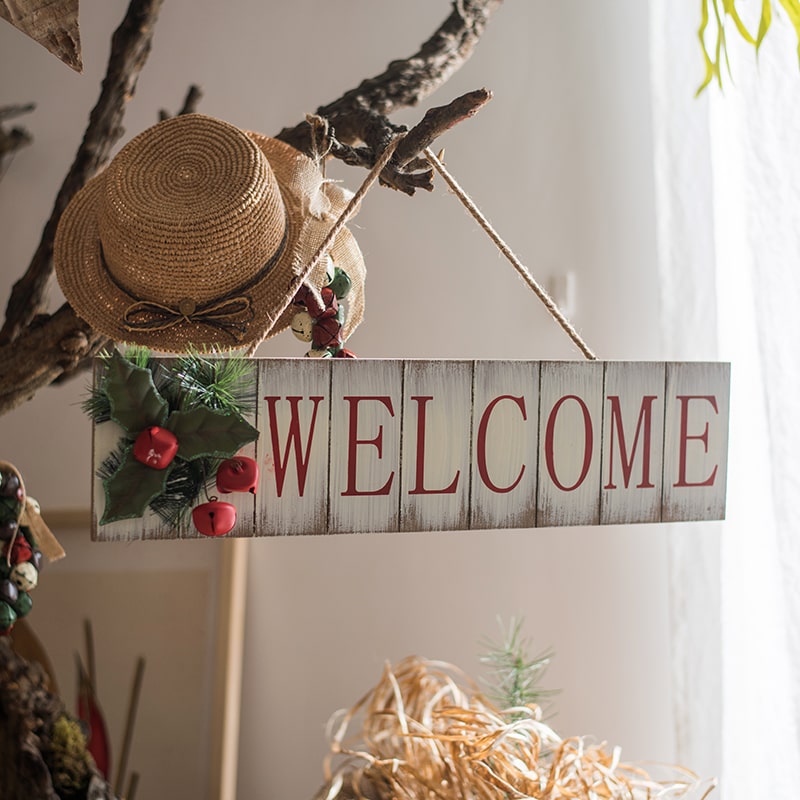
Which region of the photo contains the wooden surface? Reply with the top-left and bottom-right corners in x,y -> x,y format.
92,359 -> 731,540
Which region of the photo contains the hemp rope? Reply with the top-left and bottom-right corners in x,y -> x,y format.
424,147 -> 598,361
246,133 -> 404,357
248,134 -> 596,361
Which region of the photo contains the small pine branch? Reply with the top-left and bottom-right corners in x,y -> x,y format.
172,352 -> 257,416
479,617 -> 557,713
96,442 -> 129,483
148,457 -> 220,527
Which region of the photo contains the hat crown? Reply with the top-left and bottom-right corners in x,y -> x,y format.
97,114 -> 287,306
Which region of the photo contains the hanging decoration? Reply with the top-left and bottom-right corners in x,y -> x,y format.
0,461 -> 65,636
289,266 -> 358,358
84,349 -> 260,535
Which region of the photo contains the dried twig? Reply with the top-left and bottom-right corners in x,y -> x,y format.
0,103 -> 35,175
276,0 -> 502,195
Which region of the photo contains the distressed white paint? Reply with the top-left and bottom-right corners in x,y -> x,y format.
601,361 -> 666,524
470,360 -> 539,530
92,359 -> 730,539
536,361 -> 605,527
662,361 -> 730,521
328,359 -> 402,533
400,360 -> 473,532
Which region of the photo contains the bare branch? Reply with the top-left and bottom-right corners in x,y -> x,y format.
276,0 -> 503,191
0,0 -> 165,345
0,305 -> 107,415
0,103 -> 35,177
158,84 -> 204,121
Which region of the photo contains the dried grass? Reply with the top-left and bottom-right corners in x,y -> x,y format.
315,656 -> 716,800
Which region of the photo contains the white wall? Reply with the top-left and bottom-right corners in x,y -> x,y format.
1,2 -> 684,798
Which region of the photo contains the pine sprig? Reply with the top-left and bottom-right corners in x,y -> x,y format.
479,617 -> 557,714
173,352 -> 257,415
148,458 -> 218,527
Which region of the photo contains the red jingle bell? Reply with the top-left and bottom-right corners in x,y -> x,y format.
216,456 -> 259,494
334,348 -> 358,359
4,536 -> 32,565
133,426 -> 179,469
312,316 -> 343,350
192,500 -> 237,537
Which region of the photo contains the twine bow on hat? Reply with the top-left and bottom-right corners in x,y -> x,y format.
122,296 -> 254,342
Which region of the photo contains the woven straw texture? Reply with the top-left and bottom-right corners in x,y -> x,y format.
54,114 -> 365,352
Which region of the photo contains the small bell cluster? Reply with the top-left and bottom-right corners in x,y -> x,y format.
0,471 -> 42,635
290,264 -> 357,358
191,456 -> 259,537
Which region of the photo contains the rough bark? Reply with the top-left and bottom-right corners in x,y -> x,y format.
0,0 -> 502,417
0,103 -> 35,174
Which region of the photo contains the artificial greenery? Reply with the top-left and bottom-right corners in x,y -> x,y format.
479,617 -> 557,715
86,348 -> 258,527
699,0 -> 800,93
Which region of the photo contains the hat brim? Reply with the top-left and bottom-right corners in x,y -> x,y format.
54,135 -> 353,352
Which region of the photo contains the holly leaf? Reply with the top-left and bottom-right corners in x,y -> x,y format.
100,448 -> 173,525
104,350 -> 168,433
166,407 -> 259,461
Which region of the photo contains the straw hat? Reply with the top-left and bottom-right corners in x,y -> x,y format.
54,113 -> 365,351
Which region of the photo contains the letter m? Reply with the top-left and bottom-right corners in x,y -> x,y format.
604,395 -> 657,490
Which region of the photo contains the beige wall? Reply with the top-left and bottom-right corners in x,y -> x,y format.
1,2 -> 680,799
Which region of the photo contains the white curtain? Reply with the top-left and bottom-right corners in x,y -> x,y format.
650,2 -> 800,796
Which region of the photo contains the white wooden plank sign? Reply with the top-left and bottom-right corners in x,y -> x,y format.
91,359 -> 730,540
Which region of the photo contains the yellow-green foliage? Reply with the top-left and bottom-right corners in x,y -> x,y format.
698,0 -> 800,93
47,715 -> 92,796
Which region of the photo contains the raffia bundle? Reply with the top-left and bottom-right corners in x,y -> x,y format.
315,656 -> 716,800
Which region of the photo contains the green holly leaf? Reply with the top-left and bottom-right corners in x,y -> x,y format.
104,350 -> 168,433
166,407 -> 259,461
100,447 -> 174,525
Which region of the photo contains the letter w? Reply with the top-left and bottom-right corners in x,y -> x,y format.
605,395 -> 657,489
264,396 -> 324,497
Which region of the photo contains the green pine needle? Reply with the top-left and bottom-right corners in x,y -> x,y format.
479,617 -> 557,714
148,457 -> 219,527
172,351 -> 257,416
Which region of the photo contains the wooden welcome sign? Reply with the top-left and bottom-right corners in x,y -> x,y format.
92,359 -> 730,541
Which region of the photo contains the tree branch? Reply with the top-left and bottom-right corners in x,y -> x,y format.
0,0 -> 501,418
0,103 -> 35,176
0,0 -> 165,345
276,0 -> 502,194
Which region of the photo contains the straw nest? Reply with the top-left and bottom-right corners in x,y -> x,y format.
314,656 -> 716,800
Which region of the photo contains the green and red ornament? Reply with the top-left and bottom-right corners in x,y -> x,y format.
290,267 -> 357,358
0,461 -> 65,635
86,349 -> 260,535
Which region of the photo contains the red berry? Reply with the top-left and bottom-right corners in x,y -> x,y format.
192,501 -> 237,537
132,426 -> 179,469
216,457 -> 259,494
